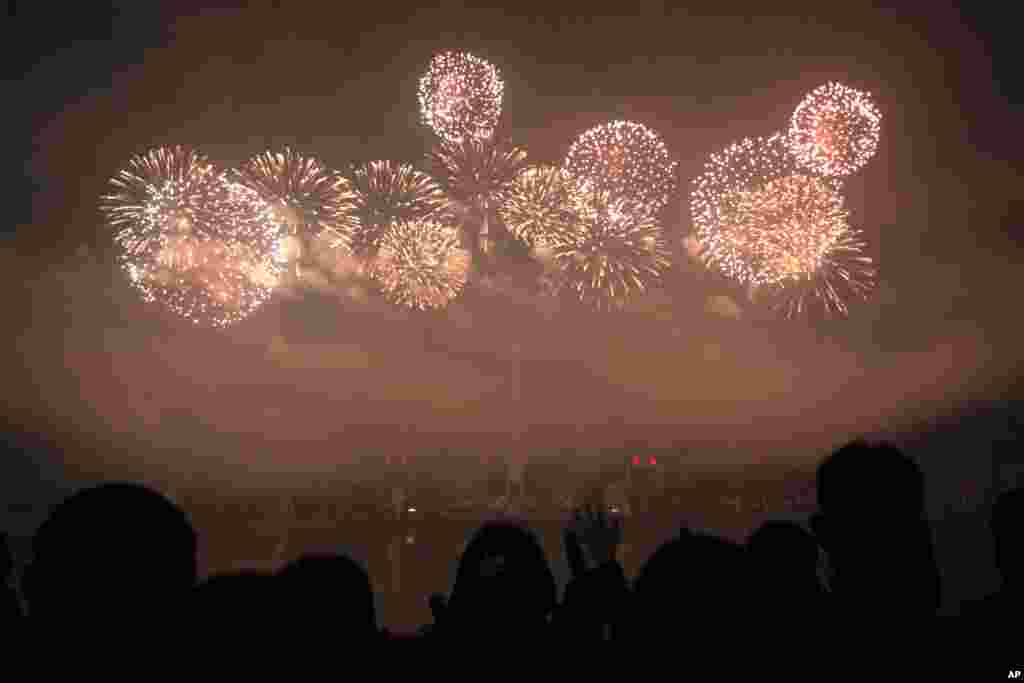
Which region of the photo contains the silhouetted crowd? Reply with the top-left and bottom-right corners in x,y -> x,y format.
3,441 -> 1023,644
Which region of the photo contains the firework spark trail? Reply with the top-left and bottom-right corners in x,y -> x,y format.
762,227 -> 876,318
544,191 -> 671,310
498,165 -> 578,248
789,82 -> 882,177
429,135 -> 528,208
419,51 -> 503,143
235,148 -> 357,251
429,134 -> 529,257
348,161 -> 446,258
370,219 -> 470,310
101,146 -> 286,327
564,120 -> 678,214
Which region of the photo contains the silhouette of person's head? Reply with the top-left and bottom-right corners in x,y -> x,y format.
444,521 -> 556,637
811,440 -> 929,553
747,521 -> 823,604
815,441 -> 925,521
810,441 -> 939,614
192,571 -> 281,620
748,521 -> 819,573
278,554 -> 378,637
633,527 -> 749,628
991,488 -> 1024,589
26,482 -> 197,619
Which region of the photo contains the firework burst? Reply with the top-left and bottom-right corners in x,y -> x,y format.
563,120 -> 678,213
419,51 -> 503,142
429,135 -> 528,208
545,191 -> 671,310
759,227 -> 876,318
692,134 -> 806,284
370,218 -> 470,310
235,148 -> 357,251
101,146 -> 286,327
429,135 -> 528,257
690,136 -> 873,317
348,160 -> 446,257
789,82 -> 882,177
717,173 -> 850,287
497,165 -> 577,247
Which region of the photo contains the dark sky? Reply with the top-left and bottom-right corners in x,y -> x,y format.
5,1 -> 1021,508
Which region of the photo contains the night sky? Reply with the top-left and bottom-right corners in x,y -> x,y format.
5,2 -> 1021,524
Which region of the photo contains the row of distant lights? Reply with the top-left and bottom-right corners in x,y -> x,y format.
390,454 -> 660,517
384,454 -> 660,467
